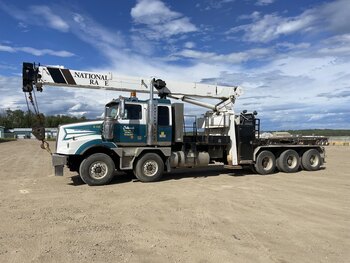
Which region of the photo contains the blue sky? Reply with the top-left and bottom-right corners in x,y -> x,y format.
0,0 -> 349,130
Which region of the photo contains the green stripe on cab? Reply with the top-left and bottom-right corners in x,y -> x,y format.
75,139 -> 116,155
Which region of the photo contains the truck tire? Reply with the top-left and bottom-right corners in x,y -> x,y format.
254,150 -> 276,175
277,149 -> 300,173
134,153 -> 164,182
79,153 -> 115,186
301,149 -> 321,171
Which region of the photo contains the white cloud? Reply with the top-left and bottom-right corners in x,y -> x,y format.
275,15 -> 314,35
0,3 -> 125,53
228,0 -> 350,43
324,0 -> 350,34
0,76 -> 23,110
30,5 -> 69,32
237,11 -> 260,21
226,54 -> 350,129
0,3 -> 69,32
131,0 -> 197,40
322,34 -> 350,45
0,44 -> 16,52
131,0 -> 181,24
318,46 -> 350,56
199,0 -> 235,10
94,52 -> 231,83
175,48 -> 271,64
154,17 -> 197,36
0,44 -> 74,57
17,22 -> 29,32
71,13 -> 125,50
276,42 -> 310,50
184,42 -> 196,49
0,75 -> 107,118
0,63 -> 17,70
227,13 -> 314,43
19,47 -> 74,57
130,35 -> 155,55
255,0 -> 275,6
316,34 -> 350,56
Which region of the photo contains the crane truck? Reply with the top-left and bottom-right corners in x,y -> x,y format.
22,62 -> 325,186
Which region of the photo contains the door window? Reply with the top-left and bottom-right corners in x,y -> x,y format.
158,106 -> 169,126
125,104 -> 142,120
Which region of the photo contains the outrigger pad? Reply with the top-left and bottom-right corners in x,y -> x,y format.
54,165 -> 64,176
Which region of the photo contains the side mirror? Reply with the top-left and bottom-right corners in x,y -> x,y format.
118,97 -> 126,119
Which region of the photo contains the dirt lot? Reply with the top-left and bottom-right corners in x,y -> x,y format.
0,140 -> 349,263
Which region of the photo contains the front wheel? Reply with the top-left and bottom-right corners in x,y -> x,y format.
134,153 -> 164,182
79,153 -> 115,186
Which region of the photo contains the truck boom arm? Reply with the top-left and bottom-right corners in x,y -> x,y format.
22,63 -> 242,105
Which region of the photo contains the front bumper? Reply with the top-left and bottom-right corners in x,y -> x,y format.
52,154 -> 67,176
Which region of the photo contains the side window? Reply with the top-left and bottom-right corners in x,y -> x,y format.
125,104 -> 142,120
158,106 -> 169,126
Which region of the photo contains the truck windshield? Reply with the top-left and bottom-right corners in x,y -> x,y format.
105,104 -> 119,119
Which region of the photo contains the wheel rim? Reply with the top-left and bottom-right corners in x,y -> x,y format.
143,160 -> 158,177
286,155 -> 297,168
89,161 -> 108,179
309,154 -> 319,167
262,156 -> 273,170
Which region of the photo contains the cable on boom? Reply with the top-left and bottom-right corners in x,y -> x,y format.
22,62 -> 52,155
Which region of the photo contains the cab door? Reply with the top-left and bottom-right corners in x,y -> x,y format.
157,105 -> 172,146
114,103 -> 147,145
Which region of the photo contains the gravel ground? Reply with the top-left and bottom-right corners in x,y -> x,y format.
0,140 -> 349,263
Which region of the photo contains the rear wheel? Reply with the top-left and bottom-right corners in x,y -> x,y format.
134,153 -> 164,182
79,153 -> 115,186
254,150 -> 276,175
277,149 -> 300,173
301,149 -> 321,171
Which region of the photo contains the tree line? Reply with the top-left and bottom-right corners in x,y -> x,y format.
0,109 -> 88,128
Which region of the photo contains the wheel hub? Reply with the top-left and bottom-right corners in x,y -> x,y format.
143,161 -> 158,177
262,157 -> 272,170
90,162 -> 108,179
310,155 -> 319,167
287,156 -> 297,167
